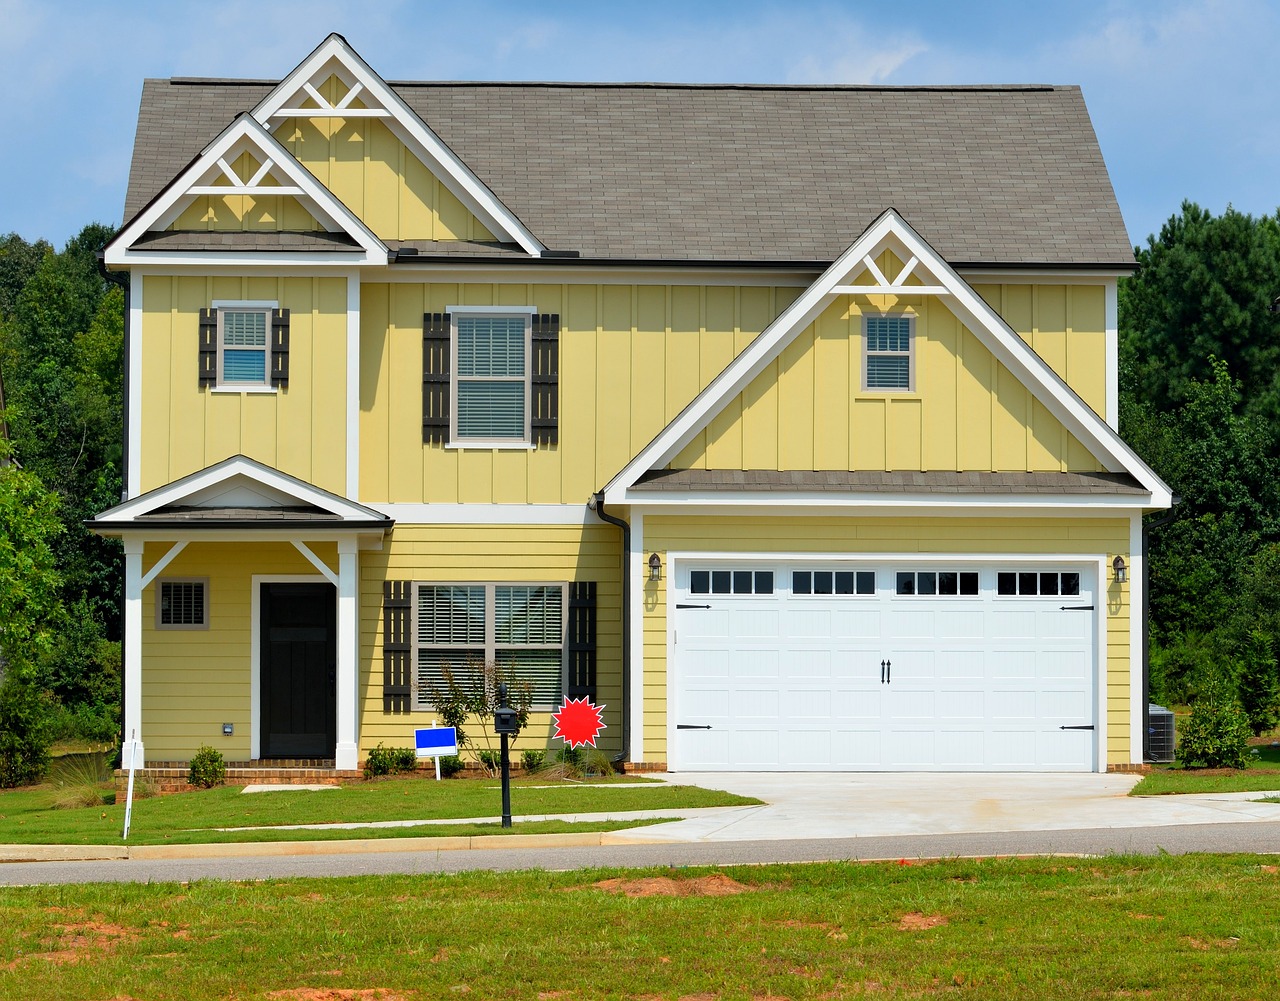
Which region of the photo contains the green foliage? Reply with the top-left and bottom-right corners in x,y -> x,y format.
521,749 -> 545,773
187,745 -> 226,788
1236,631 -> 1280,736
477,748 -> 501,775
583,747 -> 615,777
0,673 -> 54,787
422,657 -> 535,764
1178,683 -> 1252,769
0,462 -> 64,671
363,743 -> 418,779
438,754 -> 464,778
1149,631 -> 1223,706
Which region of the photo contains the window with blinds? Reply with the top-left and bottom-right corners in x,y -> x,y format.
413,582 -> 566,709
157,579 -> 209,629
864,315 -> 913,391
454,314 -> 530,441
219,308 -> 270,385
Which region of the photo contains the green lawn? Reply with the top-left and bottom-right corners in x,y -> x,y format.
0,776 -> 757,846
3,856 -> 1280,999
1131,743 -> 1280,795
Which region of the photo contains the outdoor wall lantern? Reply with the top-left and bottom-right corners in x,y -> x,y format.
1112,555 -> 1128,584
648,553 -> 662,582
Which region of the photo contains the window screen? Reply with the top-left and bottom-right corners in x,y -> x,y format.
455,315 -> 529,439
865,315 -> 912,390
220,309 -> 269,385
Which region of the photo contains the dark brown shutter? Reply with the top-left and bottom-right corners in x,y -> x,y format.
567,581 -> 597,699
531,313 -> 559,446
383,581 -> 412,713
270,308 -> 290,387
198,308 -> 218,386
423,312 -> 451,444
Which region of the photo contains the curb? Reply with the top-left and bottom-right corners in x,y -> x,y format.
0,829 -> 668,863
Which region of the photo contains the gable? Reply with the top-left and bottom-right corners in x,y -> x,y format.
671,291 -> 1102,474
272,76 -> 497,243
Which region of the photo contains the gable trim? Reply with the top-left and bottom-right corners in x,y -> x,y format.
105,115 -> 389,267
90,455 -> 390,526
251,33 -> 545,258
601,209 -> 1172,507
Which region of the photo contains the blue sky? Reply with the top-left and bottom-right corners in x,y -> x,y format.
3,0 -> 1277,251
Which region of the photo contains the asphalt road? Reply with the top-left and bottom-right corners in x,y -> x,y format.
5,821 -> 1280,886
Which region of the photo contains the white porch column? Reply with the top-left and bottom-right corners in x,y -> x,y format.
122,539 -> 145,763
334,539 -> 360,770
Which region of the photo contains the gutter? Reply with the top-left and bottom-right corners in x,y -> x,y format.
591,492 -> 630,767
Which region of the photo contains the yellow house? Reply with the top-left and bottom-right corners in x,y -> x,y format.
93,34 -> 1171,777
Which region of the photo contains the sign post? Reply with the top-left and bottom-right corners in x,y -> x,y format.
414,726 -> 458,780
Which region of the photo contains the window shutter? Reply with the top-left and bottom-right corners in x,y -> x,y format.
567,581 -> 597,699
383,581 -> 412,713
422,312 -> 451,444
531,313 -> 559,446
270,308 -> 290,386
198,308 -> 218,386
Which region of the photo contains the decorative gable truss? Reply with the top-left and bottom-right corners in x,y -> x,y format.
251,33 -> 544,256
602,209 -> 1173,509
105,115 -> 389,266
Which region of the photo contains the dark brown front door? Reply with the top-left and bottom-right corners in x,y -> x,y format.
261,583 -> 336,759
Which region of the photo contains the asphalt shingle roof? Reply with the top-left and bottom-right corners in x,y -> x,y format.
631,469 -> 1148,495
124,78 -> 1133,267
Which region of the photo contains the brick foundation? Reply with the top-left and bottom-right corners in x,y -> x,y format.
1106,762 -> 1153,774
620,761 -> 669,773
114,760 -> 363,796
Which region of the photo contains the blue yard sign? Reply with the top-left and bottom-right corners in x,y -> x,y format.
414,726 -> 458,780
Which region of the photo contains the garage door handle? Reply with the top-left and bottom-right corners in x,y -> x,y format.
881,659 -> 891,683
677,603 -> 711,609
677,724 -> 713,730
1060,605 -> 1095,611
1059,724 -> 1095,730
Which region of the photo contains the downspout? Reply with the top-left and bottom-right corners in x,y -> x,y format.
591,492 -> 630,766
1142,500 -> 1180,760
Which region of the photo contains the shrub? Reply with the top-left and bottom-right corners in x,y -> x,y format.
477,748 -> 502,776
0,674 -> 55,787
521,749 -> 545,773
187,745 -> 226,788
1236,631 -> 1280,736
438,754 -> 464,778
583,747 -> 615,777
1179,685 -> 1252,769
364,743 -> 418,778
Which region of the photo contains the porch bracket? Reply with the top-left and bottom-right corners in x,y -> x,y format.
139,540 -> 188,590
291,539 -> 340,587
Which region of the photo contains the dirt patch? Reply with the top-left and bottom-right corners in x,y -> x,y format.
1184,937 -> 1239,951
7,921 -> 137,969
1128,913 -> 1164,921
268,993 -> 410,1001
775,918 -> 836,931
593,872 -> 757,897
897,912 -> 948,932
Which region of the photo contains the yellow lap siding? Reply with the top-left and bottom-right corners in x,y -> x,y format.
641,515 -> 1132,767
140,541 -> 335,761
358,523 -> 623,758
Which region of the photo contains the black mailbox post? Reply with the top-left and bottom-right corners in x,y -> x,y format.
494,683 -> 518,828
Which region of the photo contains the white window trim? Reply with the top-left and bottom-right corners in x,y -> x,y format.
449,309 -> 534,446
410,581 -> 568,711
215,300 -> 278,391
861,313 -> 915,393
155,577 -> 210,630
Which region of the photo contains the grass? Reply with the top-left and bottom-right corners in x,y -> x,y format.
2,855 -> 1280,999
0,774 -> 756,846
1131,742 -> 1280,795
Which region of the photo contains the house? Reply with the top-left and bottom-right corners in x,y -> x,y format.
93,34 -> 1171,778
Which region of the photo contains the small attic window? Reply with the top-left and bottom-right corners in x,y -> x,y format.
863,315 -> 914,391
157,579 -> 209,630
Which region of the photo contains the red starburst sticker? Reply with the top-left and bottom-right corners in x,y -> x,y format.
552,697 -> 607,749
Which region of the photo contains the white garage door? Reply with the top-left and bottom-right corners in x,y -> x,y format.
671,562 -> 1097,771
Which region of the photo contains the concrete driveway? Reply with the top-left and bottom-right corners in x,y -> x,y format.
612,772 -> 1280,842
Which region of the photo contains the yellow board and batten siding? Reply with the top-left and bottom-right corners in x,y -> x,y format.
357,523 -> 622,755
138,275 -> 348,495
640,516 -> 1133,767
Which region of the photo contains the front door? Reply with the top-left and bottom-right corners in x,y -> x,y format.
261,583 -> 336,759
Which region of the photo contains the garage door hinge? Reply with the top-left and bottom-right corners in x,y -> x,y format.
1059,724 -> 1095,730
677,603 -> 711,609
1059,605 -> 1095,611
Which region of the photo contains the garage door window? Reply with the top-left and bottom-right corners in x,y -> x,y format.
792,570 -> 874,596
997,571 -> 1080,597
689,570 -> 774,595
896,570 -> 979,596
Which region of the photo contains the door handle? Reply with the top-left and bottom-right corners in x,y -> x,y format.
885,659 -> 891,684
880,659 -> 885,683
676,724 -> 713,730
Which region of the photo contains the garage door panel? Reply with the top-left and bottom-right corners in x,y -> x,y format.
672,562 -> 1096,772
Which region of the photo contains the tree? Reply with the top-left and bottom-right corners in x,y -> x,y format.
1120,202 -> 1280,424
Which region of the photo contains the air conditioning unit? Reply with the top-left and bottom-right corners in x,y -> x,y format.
1148,704 -> 1175,763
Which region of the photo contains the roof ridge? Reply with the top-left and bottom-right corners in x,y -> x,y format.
164,77 -> 1064,93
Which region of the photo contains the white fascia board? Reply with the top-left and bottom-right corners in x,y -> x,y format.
93,455 -> 386,523
251,35 -> 544,258
620,491 -> 1156,512
602,209 -> 1172,509
94,528 -> 386,550
104,115 -> 389,266
110,250 -> 385,268
630,501 -> 1154,520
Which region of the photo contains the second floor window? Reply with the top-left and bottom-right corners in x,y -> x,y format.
219,308 -> 271,386
863,314 -> 914,391
453,312 -> 531,442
